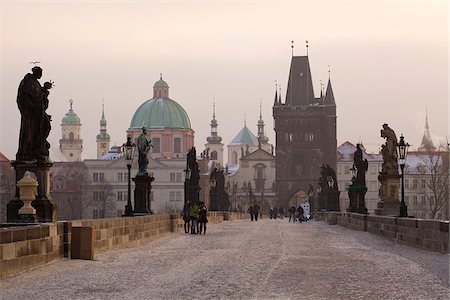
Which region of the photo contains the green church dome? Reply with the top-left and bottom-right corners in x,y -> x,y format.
129,98 -> 191,130
61,100 -> 81,125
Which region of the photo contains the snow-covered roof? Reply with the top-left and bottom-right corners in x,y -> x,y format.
337,141 -> 382,162
226,164 -> 240,176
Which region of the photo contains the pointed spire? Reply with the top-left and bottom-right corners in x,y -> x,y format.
418,109 -> 436,151
273,81 -> 279,106
213,99 -> 216,119
244,113 -> 247,127
306,40 -> 309,57
207,100 -> 222,144
69,99 -> 73,111
324,78 -> 335,105
257,102 -> 269,144
259,101 -> 263,121
278,85 -> 282,104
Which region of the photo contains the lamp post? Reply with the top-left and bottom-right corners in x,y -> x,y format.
316,185 -> 322,211
209,175 -> 217,210
327,176 -> 334,211
123,136 -> 135,217
397,134 -> 410,217
184,166 -> 191,205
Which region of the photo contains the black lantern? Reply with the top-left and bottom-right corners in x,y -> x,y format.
396,134 -> 410,217
327,176 -> 334,188
123,136 -> 135,217
350,166 -> 357,179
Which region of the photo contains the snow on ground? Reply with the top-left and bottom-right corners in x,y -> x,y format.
1,219 -> 449,299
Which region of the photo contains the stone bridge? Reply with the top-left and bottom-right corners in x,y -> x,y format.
1,213 -> 449,299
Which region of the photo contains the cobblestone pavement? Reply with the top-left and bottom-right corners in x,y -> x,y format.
1,219 -> 449,300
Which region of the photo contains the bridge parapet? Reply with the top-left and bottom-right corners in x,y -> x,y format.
320,212 -> 449,253
1,212 -> 248,278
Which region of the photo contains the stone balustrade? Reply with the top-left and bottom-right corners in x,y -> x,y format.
0,212 -> 247,278
317,211 -> 449,253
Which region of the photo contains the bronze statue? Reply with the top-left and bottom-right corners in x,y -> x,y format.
137,127 -> 151,175
16,66 -> 53,161
353,143 -> 368,186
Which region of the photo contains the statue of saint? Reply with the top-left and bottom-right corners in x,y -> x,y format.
353,144 -> 368,185
16,66 -> 53,161
380,124 -> 399,174
137,127 -> 151,175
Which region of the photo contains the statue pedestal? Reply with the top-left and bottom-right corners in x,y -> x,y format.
7,160 -> 56,222
374,173 -> 400,216
348,185 -> 368,214
132,175 -> 154,215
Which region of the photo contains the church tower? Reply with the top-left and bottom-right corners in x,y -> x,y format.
96,102 -> 111,158
60,100 -> 83,162
418,110 -> 436,151
205,102 -> 224,165
273,54 -> 337,208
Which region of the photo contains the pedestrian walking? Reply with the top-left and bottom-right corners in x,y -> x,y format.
279,207 -> 285,219
297,205 -> 304,223
273,207 -> 278,219
190,201 -> 199,234
269,207 -> 274,219
288,206 -> 296,222
198,201 -> 208,234
182,200 -> 191,233
248,204 -> 255,221
253,204 -> 260,221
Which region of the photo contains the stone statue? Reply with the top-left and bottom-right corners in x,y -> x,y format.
380,124 -> 398,174
353,144 -> 368,186
137,127 -> 151,175
16,66 -> 53,161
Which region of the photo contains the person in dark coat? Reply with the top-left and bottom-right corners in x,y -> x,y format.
198,202 -> 208,234
297,205 -> 304,223
273,207 -> 278,219
279,207 -> 285,219
182,200 -> 191,233
289,206 -> 296,222
248,204 -> 255,221
253,204 -> 260,221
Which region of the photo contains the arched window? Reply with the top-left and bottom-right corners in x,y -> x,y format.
152,138 -> 160,153
69,132 -> 74,140
174,138 -> 181,153
211,151 -> 218,160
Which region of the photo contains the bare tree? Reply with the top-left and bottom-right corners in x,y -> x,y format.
408,144 -> 449,219
82,180 -> 116,219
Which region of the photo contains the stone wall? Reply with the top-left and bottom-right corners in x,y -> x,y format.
326,212 -> 449,253
1,211 -> 248,278
0,223 -> 66,278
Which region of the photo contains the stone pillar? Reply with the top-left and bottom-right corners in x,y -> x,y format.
7,160 -> 56,222
348,185 -> 368,214
132,175 -> 154,215
374,173 -> 400,216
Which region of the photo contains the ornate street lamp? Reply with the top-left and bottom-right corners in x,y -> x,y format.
184,166 -> 191,205
397,134 -> 410,217
350,166 -> 357,180
123,136 -> 135,216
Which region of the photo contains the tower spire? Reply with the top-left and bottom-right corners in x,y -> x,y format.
306,40 -> 309,56
273,81 -> 279,106
418,108 -> 436,151
291,40 -> 294,57
257,101 -> 269,144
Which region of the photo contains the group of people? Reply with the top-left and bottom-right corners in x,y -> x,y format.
288,205 -> 308,223
268,207 -> 286,219
182,200 -> 208,234
247,204 -> 260,221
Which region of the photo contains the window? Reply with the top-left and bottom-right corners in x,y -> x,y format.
170,173 -> 176,182
421,180 -> 426,188
118,173 -> 123,182
174,138 -> 181,153
69,132 -> 74,140
117,191 -> 123,201
232,151 -> 238,164
153,138 -> 160,153
169,191 -> 182,201
421,196 -> 426,206
404,195 -> 409,205
176,173 -> 182,182
404,179 -> 409,189
412,195 -> 417,205
93,173 -> 99,182
430,196 -> 435,205
412,179 -> 417,188
124,172 -> 129,181
93,209 -> 99,219
99,173 -> 104,182
211,151 -> 218,160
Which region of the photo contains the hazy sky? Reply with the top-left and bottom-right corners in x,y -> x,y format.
0,1 -> 448,161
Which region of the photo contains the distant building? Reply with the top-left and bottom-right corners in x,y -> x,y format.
0,152 -> 14,223
59,100 -> 83,162
336,142 -> 382,213
403,112 -> 449,220
96,103 -> 111,158
273,54 -> 337,208
204,102 -> 224,166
